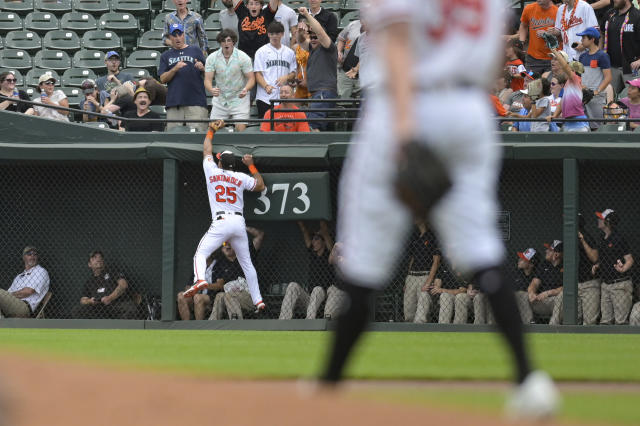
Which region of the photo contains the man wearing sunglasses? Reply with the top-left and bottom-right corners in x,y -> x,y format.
0,247 -> 50,318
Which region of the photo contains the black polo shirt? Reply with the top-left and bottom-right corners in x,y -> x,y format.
82,270 -> 126,300
578,231 -> 597,282
598,230 -> 632,283
533,260 -> 563,293
211,244 -> 257,283
307,247 -> 333,291
436,263 -> 467,290
407,229 -> 441,272
513,268 -> 534,292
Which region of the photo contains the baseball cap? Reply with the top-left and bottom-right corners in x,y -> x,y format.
81,78 -> 96,94
105,51 -> 120,59
22,246 -> 37,255
626,78 -> 640,88
517,248 -> 537,262
544,240 -> 563,253
576,27 -> 600,39
38,72 -> 56,84
169,22 -> 184,34
595,209 -> 614,220
217,150 -> 235,169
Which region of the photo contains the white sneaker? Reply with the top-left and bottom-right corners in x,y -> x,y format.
505,370 -> 560,420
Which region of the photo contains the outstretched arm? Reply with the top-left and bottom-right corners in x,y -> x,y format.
298,7 -> 331,48
203,119 -> 225,157
297,221 -> 312,249
246,226 -> 265,250
242,154 -> 265,192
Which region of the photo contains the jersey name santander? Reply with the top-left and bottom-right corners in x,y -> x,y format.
203,155 -> 257,215
363,0 -> 505,91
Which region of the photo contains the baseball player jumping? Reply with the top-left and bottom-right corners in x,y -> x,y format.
321,0 -> 559,419
183,120 -> 266,312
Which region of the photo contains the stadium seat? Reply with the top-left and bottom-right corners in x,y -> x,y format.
125,49 -> 160,76
60,12 -> 98,34
80,120 -> 110,128
341,0 -> 359,13
137,29 -> 166,50
204,13 -> 222,31
0,13 -> 24,36
43,30 -> 82,53
204,29 -> 217,46
0,36 -> 3,50
0,68 -> 25,87
72,49 -> 107,72
152,12 -> 170,31
0,49 -> 33,72
25,68 -> 61,86
120,67 -> 151,79
58,85 -> 83,108
4,31 -> 43,54
34,50 -> 72,71
149,103 -> 165,119
34,0 -> 73,17
98,12 -> 139,50
619,87 -> 629,99
61,67 -> 97,86
81,30 -> 122,51
207,39 -> 219,52
597,124 -> 626,132
0,0 -> 35,17
162,0 -> 193,11
72,0 -> 111,16
339,10 -> 359,28
113,0 -> 152,30
320,0 -> 341,10
167,125 -> 199,133
25,12 -> 61,35
282,0 -> 305,9
634,125 -> 640,132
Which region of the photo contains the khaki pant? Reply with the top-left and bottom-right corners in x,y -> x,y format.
578,279 -> 601,325
414,290 -> 433,324
515,290 -> 533,324
279,282 -> 327,320
600,279 -> 633,325
337,68 -> 360,99
531,293 -> 562,324
473,293 -> 495,325
210,292 -> 227,320
224,291 -> 254,320
630,302 -> 640,326
438,293 -> 456,323
166,105 -> 208,131
404,273 -> 429,322
0,289 -> 30,318
324,285 -> 347,319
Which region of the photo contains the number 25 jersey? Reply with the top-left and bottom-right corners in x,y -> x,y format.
203,155 -> 257,215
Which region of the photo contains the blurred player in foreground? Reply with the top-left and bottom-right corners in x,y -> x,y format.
321,0 -> 559,418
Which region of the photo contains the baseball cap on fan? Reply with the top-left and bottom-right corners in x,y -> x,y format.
169,22 -> 184,35
81,78 -> 96,94
543,240 -> 563,253
595,209 -> 614,220
217,150 -> 235,169
517,248 -> 536,262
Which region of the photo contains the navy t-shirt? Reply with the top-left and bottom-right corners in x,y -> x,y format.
158,45 -> 207,108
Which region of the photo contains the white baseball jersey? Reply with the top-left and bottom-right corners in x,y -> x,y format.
363,0 -> 505,91
203,155 -> 256,216
554,0 -> 598,61
253,43 -> 297,104
8,264 -> 50,310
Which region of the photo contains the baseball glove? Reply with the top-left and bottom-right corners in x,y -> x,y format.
394,140 -> 452,218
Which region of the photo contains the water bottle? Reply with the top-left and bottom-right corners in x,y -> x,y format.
12,89 -> 18,106
633,69 -> 639,78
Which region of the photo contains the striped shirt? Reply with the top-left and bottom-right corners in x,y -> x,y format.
163,10 -> 208,53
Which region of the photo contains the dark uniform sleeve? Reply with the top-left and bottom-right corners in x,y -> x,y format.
81,278 -> 93,299
325,10 -> 339,42
619,236 -> 632,258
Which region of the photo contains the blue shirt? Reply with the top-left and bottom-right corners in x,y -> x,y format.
513,107 -> 531,132
578,49 -> 611,90
158,45 -> 207,108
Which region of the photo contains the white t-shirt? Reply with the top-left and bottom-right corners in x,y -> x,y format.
554,0 -> 598,61
33,90 -> 69,122
273,3 -> 298,47
203,155 -> 256,215
219,8 -> 238,31
253,43 -> 297,103
8,264 -> 50,311
363,0 -> 505,91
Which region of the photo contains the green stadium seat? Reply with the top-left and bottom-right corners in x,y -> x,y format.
4,31 -> 42,54
162,0 -> 193,11
72,0 -> 111,16
149,104 -> 165,118
137,29 -> 166,50
0,49 -> 33,72
619,86 -> 629,100
597,124 -> 626,132
152,12 -> 170,31
34,50 -> 72,71
282,0 -> 305,9
58,85 -> 83,108
0,68 -> 25,87
167,125 -> 199,133
341,0 -> 359,13
72,49 -> 107,72
43,30 -> 82,53
62,67 -> 97,86
81,30 -> 122,51
125,49 -> 160,76
0,36 -> 3,50
204,13 -> 222,31
113,0 -> 152,30
339,10 -> 359,28
320,0 -> 341,11
34,0 -> 73,17
121,67 -> 151,79
60,12 -> 98,34
634,125 -> 640,132
204,29 -> 217,46
0,0 -> 35,17
25,12 -> 60,35
98,12 -> 139,50
25,68 -> 61,86
80,120 -> 111,128
0,13 -> 25,36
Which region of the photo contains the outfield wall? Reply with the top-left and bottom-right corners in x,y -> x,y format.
2,111 -> 640,326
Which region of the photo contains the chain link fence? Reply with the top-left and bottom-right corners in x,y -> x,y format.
1,156 -> 639,324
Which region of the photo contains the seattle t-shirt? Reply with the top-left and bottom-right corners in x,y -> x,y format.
158,44 -> 207,108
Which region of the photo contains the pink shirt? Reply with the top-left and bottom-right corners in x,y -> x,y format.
561,74 -> 585,118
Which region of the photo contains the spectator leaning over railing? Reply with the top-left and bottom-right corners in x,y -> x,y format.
80,79 -> 109,123
159,22 -> 208,132
508,0 -> 558,74
0,246 -> 49,318
297,7 -> 337,131
336,18 -> 362,99
547,48 -> 591,131
619,77 -> 640,129
96,51 -> 134,94
260,84 -> 310,131
205,29 -> 255,132
33,72 -> 70,122
163,0 -> 208,56
577,27 -> 612,130
121,87 -> 165,132
254,21 -> 297,119
602,0 -> 640,94
0,71 -> 34,115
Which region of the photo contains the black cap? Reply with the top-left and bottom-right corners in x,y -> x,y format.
219,152 -> 235,170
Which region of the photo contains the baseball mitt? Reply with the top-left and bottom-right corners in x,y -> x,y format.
394,140 -> 452,218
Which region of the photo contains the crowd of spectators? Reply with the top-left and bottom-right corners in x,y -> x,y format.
0,0 -> 363,132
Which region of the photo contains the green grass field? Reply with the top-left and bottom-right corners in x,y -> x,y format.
1,329 -> 638,424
